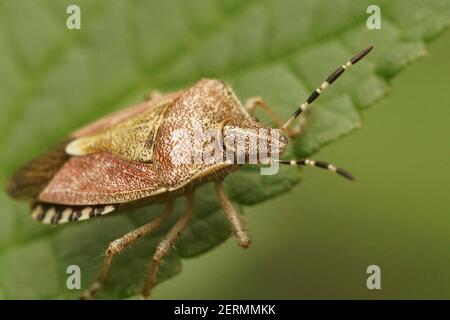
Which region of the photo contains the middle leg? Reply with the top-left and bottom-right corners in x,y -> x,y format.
80,201 -> 174,299
141,193 -> 195,299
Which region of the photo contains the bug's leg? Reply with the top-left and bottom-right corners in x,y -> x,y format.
281,46 -> 374,133
79,201 -> 174,300
275,159 -> 355,181
245,97 -> 299,139
288,107 -> 311,138
215,181 -> 251,249
245,97 -> 284,127
141,193 -> 195,299
143,90 -> 162,101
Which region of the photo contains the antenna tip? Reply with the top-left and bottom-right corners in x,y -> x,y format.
351,45 -> 374,64
336,168 -> 356,181
366,45 -> 375,53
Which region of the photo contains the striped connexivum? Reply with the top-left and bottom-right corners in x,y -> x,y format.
31,202 -> 117,225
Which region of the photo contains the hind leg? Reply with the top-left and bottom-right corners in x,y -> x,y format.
80,201 -> 174,299
141,193 -> 195,299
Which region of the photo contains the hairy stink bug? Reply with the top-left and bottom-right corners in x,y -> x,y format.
6,46 -> 373,299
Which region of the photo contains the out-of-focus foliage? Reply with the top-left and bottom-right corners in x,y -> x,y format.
0,0 -> 449,299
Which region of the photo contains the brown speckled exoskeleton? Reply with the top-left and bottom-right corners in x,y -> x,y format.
5,46 -> 373,299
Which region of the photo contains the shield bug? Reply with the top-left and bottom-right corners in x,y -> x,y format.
5,46 -> 373,299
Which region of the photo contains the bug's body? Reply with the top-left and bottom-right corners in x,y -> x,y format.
5,46 -> 373,299
7,79 -> 281,224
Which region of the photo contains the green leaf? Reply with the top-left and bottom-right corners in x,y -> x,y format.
0,0 -> 449,299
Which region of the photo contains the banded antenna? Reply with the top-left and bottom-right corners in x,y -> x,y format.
281,45 -> 374,131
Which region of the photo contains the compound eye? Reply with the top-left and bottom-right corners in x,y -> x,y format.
219,118 -> 233,152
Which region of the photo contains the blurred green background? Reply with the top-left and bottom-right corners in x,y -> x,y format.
154,32 -> 450,299
0,0 -> 449,299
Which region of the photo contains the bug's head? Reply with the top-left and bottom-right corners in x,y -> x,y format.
222,118 -> 288,164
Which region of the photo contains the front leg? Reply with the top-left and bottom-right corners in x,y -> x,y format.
215,181 -> 251,248
143,90 -> 163,102
244,97 -> 309,139
289,107 -> 311,138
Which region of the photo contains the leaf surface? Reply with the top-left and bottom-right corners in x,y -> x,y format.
0,0 -> 449,299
